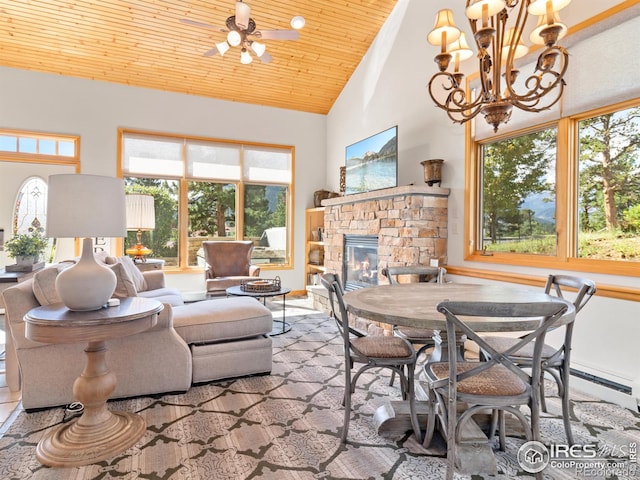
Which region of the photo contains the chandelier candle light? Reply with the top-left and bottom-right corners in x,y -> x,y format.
427,0 -> 571,132
125,194 -> 155,263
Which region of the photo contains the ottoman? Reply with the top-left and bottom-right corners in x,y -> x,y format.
171,296 -> 273,383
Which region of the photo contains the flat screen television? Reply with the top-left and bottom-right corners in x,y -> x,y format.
345,126 -> 398,195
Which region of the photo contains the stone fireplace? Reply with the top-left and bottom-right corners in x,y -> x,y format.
323,185 -> 449,288
343,235 -> 379,291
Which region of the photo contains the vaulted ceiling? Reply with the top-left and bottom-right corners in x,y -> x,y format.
0,0 -> 399,115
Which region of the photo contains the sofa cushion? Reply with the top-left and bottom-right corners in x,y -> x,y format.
109,262 -> 138,298
172,297 -> 272,344
117,256 -> 147,292
32,266 -> 61,305
138,288 -> 184,307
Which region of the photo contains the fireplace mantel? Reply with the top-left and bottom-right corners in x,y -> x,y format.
322,185 -> 450,284
322,185 -> 450,207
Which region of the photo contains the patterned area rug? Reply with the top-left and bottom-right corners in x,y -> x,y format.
0,302 -> 639,479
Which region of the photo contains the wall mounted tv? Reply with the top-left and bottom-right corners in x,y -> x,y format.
345,126 -> 398,195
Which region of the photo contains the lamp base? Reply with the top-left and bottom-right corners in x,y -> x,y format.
125,244 -> 152,263
56,237 -> 117,311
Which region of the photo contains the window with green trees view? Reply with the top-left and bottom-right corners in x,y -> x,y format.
481,127 -> 557,255
472,100 -> 640,273
120,130 -> 292,269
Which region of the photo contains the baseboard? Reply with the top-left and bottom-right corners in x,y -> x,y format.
569,370 -> 639,412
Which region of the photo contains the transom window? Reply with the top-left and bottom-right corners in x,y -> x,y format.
120,130 -> 293,270
0,129 -> 78,160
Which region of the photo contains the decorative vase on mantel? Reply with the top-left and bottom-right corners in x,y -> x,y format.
421,159 -> 444,187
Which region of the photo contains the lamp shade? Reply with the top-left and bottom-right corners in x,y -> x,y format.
46,174 -> 126,311
530,12 -> 567,45
427,9 -> 461,46
126,194 -> 155,231
528,0 -> 571,16
465,0 -> 507,20
47,174 -> 126,238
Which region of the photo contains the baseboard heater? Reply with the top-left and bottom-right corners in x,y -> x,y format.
570,368 -> 632,395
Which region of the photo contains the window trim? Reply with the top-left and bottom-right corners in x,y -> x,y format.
117,128 -> 295,272
465,98 -> 640,278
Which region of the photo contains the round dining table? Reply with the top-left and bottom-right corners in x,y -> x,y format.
343,282 -> 575,332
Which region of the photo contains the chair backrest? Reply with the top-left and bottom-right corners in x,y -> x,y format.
320,273 -> 364,344
382,265 -> 446,284
202,240 -> 253,278
544,274 -> 596,314
436,300 -> 571,390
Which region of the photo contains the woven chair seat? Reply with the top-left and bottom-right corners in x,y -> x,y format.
394,326 -> 435,341
483,335 -> 558,360
352,336 -> 414,359
428,362 -> 528,396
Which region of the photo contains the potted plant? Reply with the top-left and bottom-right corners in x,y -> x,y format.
4,231 -> 48,267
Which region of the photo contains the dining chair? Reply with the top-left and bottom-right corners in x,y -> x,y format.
480,274 -> 596,445
381,265 -> 452,386
320,272 -> 422,444
422,300 -> 570,480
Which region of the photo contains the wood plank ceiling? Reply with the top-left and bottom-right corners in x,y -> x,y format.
0,0 -> 399,115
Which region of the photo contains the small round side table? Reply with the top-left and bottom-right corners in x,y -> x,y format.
225,285 -> 292,335
24,297 -> 163,467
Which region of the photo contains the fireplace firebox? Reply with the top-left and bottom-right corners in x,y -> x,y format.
343,235 -> 378,291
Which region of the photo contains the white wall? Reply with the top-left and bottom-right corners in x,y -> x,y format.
0,67 -> 327,293
327,0 -> 640,408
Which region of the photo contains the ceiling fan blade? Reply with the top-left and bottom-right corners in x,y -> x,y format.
180,18 -> 218,30
256,29 -> 299,41
203,47 -> 219,57
235,1 -> 251,30
259,52 -> 272,63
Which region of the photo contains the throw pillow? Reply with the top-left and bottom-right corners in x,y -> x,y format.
118,255 -> 147,292
109,262 -> 138,298
32,267 -> 61,306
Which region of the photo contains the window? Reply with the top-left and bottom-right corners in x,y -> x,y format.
577,106 -> 640,262
120,130 -> 293,270
480,127 -> 557,256
0,129 -> 78,161
468,100 -> 640,277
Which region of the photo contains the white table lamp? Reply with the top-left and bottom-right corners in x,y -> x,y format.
47,174 -> 126,311
125,194 -> 155,262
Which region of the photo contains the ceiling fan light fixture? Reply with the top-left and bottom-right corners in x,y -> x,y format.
227,30 -> 242,47
216,41 -> 231,56
235,1 -> 251,29
290,16 -> 305,30
251,41 -> 266,57
240,48 -> 253,64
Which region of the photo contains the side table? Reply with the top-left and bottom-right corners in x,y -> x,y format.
225,285 -> 292,336
24,297 -> 163,467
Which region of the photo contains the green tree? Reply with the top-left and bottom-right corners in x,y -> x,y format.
188,182 -> 236,237
243,185 -> 271,238
579,108 -> 640,231
483,129 -> 556,244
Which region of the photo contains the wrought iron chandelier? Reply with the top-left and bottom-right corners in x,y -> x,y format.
427,0 -> 571,132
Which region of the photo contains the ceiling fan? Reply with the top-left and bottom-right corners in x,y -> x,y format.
180,0 -> 305,64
